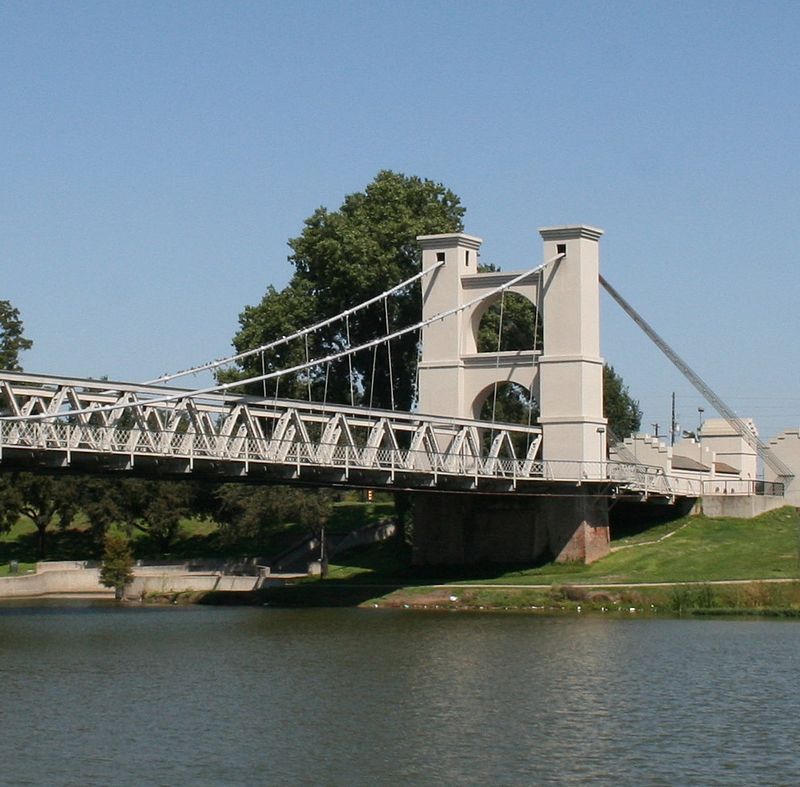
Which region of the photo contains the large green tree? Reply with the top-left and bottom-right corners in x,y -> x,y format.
213,484 -> 333,548
603,364 -> 642,440
224,171 -> 464,409
74,477 -> 127,555
0,300 -> 33,370
0,473 -> 79,558
115,479 -> 199,553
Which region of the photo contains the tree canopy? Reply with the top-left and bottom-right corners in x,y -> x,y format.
115,479 -> 203,553
223,170 -> 464,409
603,364 -> 642,440
0,473 -> 79,557
99,533 -> 135,600
0,300 -> 33,371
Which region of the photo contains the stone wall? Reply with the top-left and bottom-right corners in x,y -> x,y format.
0,568 -> 109,598
412,490 -> 609,566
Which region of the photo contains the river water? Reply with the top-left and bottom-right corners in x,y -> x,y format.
0,603 -> 799,786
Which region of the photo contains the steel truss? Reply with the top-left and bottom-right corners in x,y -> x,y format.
0,371 -> 700,497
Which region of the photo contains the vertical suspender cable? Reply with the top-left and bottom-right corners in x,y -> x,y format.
304,334 -> 312,401
384,299 -> 395,410
345,315 -> 355,406
533,271 -> 542,354
526,272 -> 543,450
369,345 -> 378,410
527,272 -> 543,429
414,330 -> 423,410
490,291 -> 506,426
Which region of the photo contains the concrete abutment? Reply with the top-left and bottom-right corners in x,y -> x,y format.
411,491 -> 610,566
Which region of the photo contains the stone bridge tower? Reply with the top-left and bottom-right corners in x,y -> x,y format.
412,225 -> 610,567
416,225 -> 606,469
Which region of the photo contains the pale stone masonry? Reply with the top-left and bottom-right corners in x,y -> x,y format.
417,225 -> 607,472
765,428 -> 800,505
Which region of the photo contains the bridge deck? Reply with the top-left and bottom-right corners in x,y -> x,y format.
0,371 -> 702,499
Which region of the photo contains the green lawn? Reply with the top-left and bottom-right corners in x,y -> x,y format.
511,506 -> 800,585
323,507 -> 800,587
0,562 -> 36,577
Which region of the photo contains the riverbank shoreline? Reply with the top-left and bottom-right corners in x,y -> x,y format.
4,507 -> 799,617
182,576 -> 800,618
5,577 -> 800,619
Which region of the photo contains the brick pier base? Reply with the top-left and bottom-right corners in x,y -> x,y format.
411,490 -> 609,566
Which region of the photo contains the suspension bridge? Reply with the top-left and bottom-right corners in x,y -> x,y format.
0,225 -> 791,564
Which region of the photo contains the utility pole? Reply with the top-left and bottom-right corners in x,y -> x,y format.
671,392 -> 676,446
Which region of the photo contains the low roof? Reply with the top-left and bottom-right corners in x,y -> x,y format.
672,455 -> 710,472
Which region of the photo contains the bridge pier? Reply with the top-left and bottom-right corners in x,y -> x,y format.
411,490 -> 609,566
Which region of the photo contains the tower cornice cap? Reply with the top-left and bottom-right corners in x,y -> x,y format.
538,225 -> 604,241
416,232 -> 483,250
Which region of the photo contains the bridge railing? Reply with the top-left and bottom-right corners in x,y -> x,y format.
0,418 -> 703,495
605,461 -> 704,497
702,478 -> 785,497
0,418 -> 539,477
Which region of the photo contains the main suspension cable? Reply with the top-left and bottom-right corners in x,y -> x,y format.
143,259 -> 445,386
4,255 -> 561,423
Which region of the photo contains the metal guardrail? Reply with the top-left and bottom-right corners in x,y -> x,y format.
703,479 -> 785,497
0,419 -> 702,495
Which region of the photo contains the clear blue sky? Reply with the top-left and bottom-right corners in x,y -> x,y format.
3,1 -> 799,439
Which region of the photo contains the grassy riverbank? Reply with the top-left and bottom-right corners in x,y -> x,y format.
5,502 -> 800,616
231,506 -> 800,615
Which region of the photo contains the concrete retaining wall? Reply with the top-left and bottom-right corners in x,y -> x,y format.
0,566 -> 262,599
700,495 -> 787,518
0,568 -> 110,598
333,521 -> 397,553
128,574 -> 261,595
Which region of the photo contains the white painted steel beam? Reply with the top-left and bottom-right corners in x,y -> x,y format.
0,371 -> 699,497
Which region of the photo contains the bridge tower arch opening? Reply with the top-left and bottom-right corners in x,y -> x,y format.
470,290 -> 543,356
